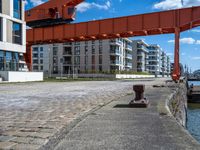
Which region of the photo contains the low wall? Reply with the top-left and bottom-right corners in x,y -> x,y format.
77,74 -> 155,79
168,83 -> 188,127
0,71 -> 44,82
115,74 -> 155,79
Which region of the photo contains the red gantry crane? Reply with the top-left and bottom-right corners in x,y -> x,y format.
25,0 -> 200,81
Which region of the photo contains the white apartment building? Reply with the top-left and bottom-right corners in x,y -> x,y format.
0,0 -> 26,72
132,40 -> 149,72
147,44 -> 162,75
32,38 -> 133,76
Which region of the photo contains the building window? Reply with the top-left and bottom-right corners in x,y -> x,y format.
33,53 -> 38,58
33,66 -> 38,70
99,55 -> 102,64
33,59 -> 38,64
74,56 -> 80,65
0,0 -> 2,13
40,47 -> 43,52
40,66 -> 43,70
40,59 -> 43,64
33,47 -> 38,52
13,0 -> 22,19
92,45 -> 95,54
13,22 -> 22,45
0,18 -> 2,41
99,46 -> 102,54
40,53 -> 43,58
74,46 -> 80,55
53,47 -> 58,55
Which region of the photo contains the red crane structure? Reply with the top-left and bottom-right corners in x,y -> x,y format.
25,0 -> 200,81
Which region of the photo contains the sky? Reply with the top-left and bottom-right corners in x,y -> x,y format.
25,0 -> 200,72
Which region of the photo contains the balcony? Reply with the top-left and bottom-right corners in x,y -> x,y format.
125,54 -> 132,59
125,63 -> 132,67
63,61 -> 72,65
137,59 -> 145,63
63,52 -> 72,56
110,60 -> 121,65
110,40 -> 122,45
110,50 -> 121,55
125,45 -> 132,51
138,45 -> 148,52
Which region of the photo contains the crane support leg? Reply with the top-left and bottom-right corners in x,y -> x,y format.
172,28 -> 180,81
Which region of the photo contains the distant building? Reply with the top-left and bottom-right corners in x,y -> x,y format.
31,38 -> 133,76
132,40 -> 149,72
147,44 -> 162,76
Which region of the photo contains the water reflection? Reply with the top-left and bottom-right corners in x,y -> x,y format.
187,103 -> 200,143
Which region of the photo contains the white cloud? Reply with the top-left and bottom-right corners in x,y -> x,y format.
76,1 -> 111,13
191,57 -> 200,60
153,0 -> 200,10
166,53 -> 173,56
168,37 -> 196,44
196,40 -> 200,44
192,29 -> 200,33
29,0 -> 46,6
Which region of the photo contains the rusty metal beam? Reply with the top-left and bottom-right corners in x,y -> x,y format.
27,6 -> 200,45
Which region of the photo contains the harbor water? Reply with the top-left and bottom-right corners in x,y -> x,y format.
187,81 -> 200,143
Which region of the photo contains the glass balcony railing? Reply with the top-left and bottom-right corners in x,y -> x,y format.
126,54 -> 132,59
110,50 -> 121,55
110,60 -> 121,65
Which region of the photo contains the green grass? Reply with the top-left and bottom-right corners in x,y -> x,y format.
43,77 -> 119,82
188,103 -> 200,109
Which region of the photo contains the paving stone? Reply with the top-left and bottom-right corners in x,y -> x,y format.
0,80 -> 143,148
10,143 -> 41,150
0,141 -> 17,149
0,135 -> 16,142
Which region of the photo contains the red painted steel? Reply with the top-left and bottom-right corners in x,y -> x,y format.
25,0 -> 83,24
25,2 -> 200,80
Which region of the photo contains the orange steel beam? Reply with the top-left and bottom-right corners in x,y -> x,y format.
26,6 -> 200,79
25,0 -> 84,24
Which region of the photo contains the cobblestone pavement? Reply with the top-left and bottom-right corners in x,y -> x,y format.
0,80 -> 145,149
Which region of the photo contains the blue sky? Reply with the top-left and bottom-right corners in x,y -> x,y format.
26,0 -> 200,72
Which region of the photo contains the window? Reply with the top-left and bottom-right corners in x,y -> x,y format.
99,55 -> 102,64
0,0 -> 2,13
74,46 -> 80,55
0,18 -> 2,41
33,59 -> 38,64
53,47 -> 58,55
33,66 -> 38,70
40,59 -> 43,64
40,66 -> 43,70
33,47 -> 38,52
99,46 -> 102,54
40,47 -> 43,52
33,54 -> 38,58
40,53 -> 43,58
13,0 -> 21,19
13,22 -> 22,45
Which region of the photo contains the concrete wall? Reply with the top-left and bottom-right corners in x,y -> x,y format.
168,83 -> 188,127
0,71 -> 44,82
115,74 -> 154,79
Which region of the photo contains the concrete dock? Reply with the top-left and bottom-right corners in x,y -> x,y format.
0,79 -> 200,149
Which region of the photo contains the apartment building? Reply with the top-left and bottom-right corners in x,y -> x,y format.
0,0 -> 26,72
132,40 -> 149,72
147,44 -> 162,75
32,38 -> 133,76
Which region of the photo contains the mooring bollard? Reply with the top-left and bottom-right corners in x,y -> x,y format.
129,84 -> 149,108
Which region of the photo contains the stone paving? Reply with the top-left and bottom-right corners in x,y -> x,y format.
0,80 -> 142,149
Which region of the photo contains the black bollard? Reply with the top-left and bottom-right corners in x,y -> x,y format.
129,84 -> 149,108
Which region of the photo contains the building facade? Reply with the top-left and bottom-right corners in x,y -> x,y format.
31,38 -> 133,76
132,40 -> 149,72
147,44 -> 162,76
0,0 -> 26,71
